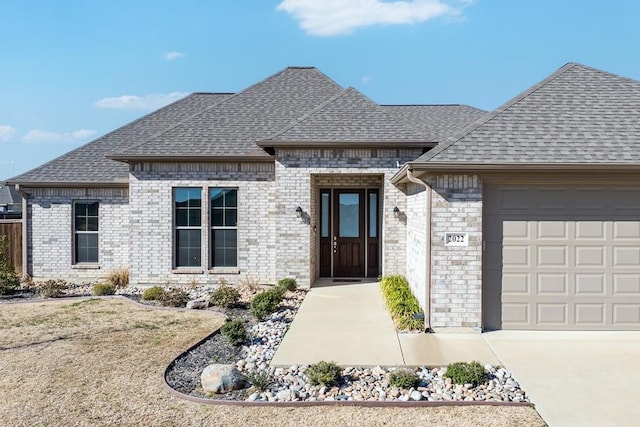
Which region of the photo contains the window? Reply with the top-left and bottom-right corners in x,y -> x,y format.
210,188 -> 237,267
74,201 -> 99,263
174,188 -> 202,267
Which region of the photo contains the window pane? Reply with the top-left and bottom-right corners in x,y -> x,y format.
174,188 -> 191,205
212,229 -> 237,267
75,217 -> 87,232
188,209 -> 201,227
87,217 -> 98,232
211,209 -> 223,227
176,229 -> 201,267
211,189 -> 224,207
225,209 -> 237,227
87,202 -> 99,217
321,193 -> 329,237
76,234 -> 98,263
225,189 -> 237,207
369,192 -> 377,238
176,209 -> 188,227
339,193 -> 359,238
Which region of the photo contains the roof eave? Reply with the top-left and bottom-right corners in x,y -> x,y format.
256,140 -> 437,149
107,155 -> 275,163
5,180 -> 129,189
391,162 -> 640,184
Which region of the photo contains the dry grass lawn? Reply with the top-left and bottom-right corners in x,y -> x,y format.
0,298 -> 546,426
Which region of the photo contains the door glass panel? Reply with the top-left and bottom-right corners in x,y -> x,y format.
321,192 -> 329,237
369,192 -> 377,238
339,193 -> 359,237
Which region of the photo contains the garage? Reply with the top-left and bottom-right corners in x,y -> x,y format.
483,183 -> 640,330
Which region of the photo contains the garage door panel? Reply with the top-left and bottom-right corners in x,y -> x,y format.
538,246 -> 567,267
613,246 -> 640,266
613,304 -> 640,324
576,221 -> 605,239
575,274 -> 606,294
613,222 -> 640,238
537,273 -> 568,294
484,184 -> 640,331
575,304 -> 605,325
613,274 -> 640,294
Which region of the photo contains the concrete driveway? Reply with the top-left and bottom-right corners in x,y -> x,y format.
483,331 -> 640,427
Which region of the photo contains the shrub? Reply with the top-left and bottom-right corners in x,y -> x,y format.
209,285 -> 241,308
159,288 -> 190,307
92,283 -> 116,296
220,319 -> 248,346
0,235 -> 19,295
35,279 -> 68,298
250,289 -> 283,320
277,278 -> 297,292
380,274 -> 423,331
106,268 -> 129,289
245,369 -> 274,392
305,361 -> 342,387
445,361 -> 487,387
388,369 -> 419,389
141,286 -> 166,301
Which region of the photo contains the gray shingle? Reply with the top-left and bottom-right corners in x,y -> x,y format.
8,93 -> 233,185
419,63 -> 640,164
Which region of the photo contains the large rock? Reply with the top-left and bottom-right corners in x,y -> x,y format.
186,298 -> 209,309
201,364 -> 247,394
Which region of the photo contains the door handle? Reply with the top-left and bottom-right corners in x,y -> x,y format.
333,236 -> 337,253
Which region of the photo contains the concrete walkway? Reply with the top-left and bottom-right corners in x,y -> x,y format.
272,280 -> 498,367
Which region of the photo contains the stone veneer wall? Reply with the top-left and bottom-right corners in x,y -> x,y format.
128,162 -> 276,286
27,187 -> 129,281
427,175 -> 483,330
405,182 -> 428,313
275,148 -> 421,288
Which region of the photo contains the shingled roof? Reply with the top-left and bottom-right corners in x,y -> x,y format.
8,66 -> 486,186
8,93 -> 233,186
416,63 -> 640,165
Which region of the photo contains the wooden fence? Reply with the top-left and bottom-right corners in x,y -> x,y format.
0,220 -> 22,276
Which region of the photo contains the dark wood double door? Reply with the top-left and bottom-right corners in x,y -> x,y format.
319,189 -> 379,278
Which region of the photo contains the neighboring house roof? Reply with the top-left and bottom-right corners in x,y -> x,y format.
7,93 -> 233,186
0,185 -> 21,212
415,63 -> 640,165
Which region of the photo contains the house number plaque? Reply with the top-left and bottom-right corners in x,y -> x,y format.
445,232 -> 468,247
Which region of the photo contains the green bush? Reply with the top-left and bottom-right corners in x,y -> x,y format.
445,361 -> 487,387
250,289 -> 283,320
380,274 -> 423,331
388,369 -> 419,389
92,283 -> 116,296
0,235 -> 19,295
220,319 -> 248,346
106,268 -> 129,289
277,278 -> 297,292
209,285 -> 241,308
245,369 -> 274,392
305,361 -> 342,387
141,286 -> 166,301
159,288 -> 190,307
35,279 -> 68,298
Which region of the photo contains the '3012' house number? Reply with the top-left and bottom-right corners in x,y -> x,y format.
445,232 -> 468,247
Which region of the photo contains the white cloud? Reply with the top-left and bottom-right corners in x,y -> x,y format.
276,0 -> 464,36
0,125 -> 16,142
164,51 -> 185,60
361,76 -> 373,84
94,92 -> 189,111
22,129 -> 97,144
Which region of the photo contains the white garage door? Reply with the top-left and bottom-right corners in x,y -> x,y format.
484,184 -> 640,330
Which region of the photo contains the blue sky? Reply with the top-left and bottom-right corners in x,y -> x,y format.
2,0 -> 640,180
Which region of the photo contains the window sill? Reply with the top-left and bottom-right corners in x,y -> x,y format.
172,268 -> 205,274
72,264 -> 100,270
208,268 -> 240,275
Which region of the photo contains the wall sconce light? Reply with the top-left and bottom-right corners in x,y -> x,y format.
393,206 -> 400,218
295,206 -> 303,217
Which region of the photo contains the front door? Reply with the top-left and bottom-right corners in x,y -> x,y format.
319,188 -> 379,278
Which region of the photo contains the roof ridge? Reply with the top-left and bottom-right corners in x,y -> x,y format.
259,87 -> 369,142
420,62 -> 580,162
